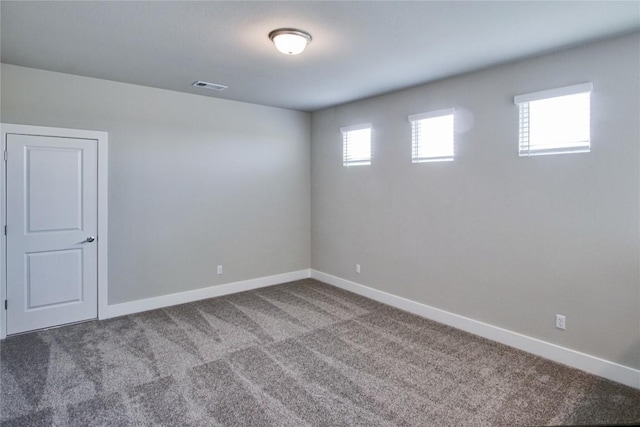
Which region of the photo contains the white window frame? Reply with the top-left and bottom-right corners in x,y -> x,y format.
408,108 -> 455,163
514,82 -> 592,157
341,123 -> 372,167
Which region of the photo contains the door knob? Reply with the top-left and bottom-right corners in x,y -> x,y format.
85,236 -> 95,243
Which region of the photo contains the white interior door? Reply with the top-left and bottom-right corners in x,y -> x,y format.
6,133 -> 98,334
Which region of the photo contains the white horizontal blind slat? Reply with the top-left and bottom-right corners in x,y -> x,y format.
514,82 -> 593,104
408,108 -> 456,122
412,120 -> 420,162
518,102 -> 530,156
340,123 -> 371,133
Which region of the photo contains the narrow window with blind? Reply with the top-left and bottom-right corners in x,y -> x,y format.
409,108 -> 455,163
341,124 -> 371,166
515,82 -> 592,156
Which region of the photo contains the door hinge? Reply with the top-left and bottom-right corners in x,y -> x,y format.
3,151 -> 7,161
3,225 -> 6,236
4,300 -> 6,310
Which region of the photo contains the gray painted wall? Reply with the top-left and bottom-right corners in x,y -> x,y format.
1,64 -> 310,305
310,34 -> 640,369
1,33 -> 638,370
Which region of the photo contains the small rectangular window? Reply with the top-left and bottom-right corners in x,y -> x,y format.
341,124 -> 371,166
515,82 -> 592,156
409,108 -> 455,163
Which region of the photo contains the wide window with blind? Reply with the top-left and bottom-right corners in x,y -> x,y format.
409,108 -> 455,163
341,124 -> 371,166
515,82 -> 592,156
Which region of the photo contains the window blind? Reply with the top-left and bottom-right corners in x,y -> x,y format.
409,108 -> 455,163
341,124 -> 371,166
515,83 -> 592,156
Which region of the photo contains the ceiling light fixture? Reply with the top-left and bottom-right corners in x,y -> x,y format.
269,28 -> 312,55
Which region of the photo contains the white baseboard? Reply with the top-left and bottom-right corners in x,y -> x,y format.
310,269 -> 640,390
102,269 -> 311,319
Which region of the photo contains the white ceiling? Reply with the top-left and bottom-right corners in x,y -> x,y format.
1,1 -> 639,112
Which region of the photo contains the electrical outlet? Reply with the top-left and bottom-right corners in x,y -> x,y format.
217,265 -> 223,275
555,314 -> 566,330
356,264 -> 361,274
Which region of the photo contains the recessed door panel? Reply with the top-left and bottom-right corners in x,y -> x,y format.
27,249 -> 83,309
27,147 -> 83,233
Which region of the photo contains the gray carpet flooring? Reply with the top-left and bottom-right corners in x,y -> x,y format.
1,278 -> 639,426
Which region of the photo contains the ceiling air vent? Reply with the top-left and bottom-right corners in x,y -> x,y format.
192,81 -> 227,91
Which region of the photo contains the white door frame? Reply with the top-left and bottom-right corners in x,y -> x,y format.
0,123 -> 108,339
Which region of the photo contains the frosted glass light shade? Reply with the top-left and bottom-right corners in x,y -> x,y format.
269,29 -> 312,55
